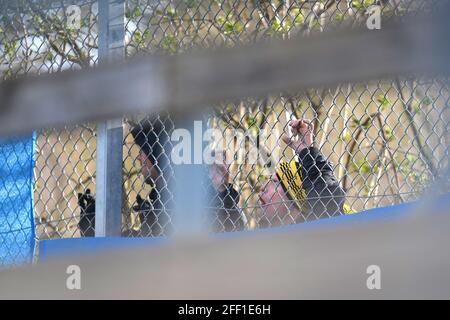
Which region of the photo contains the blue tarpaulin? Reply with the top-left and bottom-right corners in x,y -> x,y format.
0,135 -> 36,267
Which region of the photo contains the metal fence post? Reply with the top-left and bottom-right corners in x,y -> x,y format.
172,116 -> 208,236
96,0 -> 125,237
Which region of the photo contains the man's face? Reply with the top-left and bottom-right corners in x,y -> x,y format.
137,150 -> 158,184
258,173 -> 292,226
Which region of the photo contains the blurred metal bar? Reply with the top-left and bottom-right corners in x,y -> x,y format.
171,116 -> 208,236
2,0 -> 94,10
95,0 -> 124,237
0,193 -> 449,299
0,6 -> 449,137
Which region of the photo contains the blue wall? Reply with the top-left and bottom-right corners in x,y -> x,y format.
0,134 -> 36,267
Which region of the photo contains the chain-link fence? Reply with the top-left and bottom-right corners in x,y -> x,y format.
0,1 -> 98,244
121,0 -> 449,235
1,0 -> 449,265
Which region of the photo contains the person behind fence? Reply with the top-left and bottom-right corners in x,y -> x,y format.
131,117 -> 245,235
130,116 -> 173,236
210,118 -> 344,228
207,150 -> 247,232
256,118 -> 351,226
77,116 -> 347,235
77,117 -> 172,237
77,116 -> 245,237
77,189 -> 95,237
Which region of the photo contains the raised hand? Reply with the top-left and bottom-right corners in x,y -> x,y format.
208,150 -> 230,193
282,118 -> 314,153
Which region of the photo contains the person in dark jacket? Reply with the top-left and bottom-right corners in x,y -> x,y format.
77,189 -> 95,237
77,116 -> 346,235
130,115 -> 173,236
207,150 -> 245,232
77,116 -> 245,237
257,118 -> 348,227
130,116 -> 245,236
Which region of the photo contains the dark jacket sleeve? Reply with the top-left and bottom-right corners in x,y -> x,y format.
77,190 -> 96,237
297,147 -> 346,218
133,193 -> 155,237
209,183 -> 244,232
132,188 -> 167,237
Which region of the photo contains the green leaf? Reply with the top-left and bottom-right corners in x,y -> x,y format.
160,35 -> 178,54
133,7 -> 142,18
352,159 -> 372,174
216,15 -> 241,34
271,20 -> 281,32
335,12 -> 345,22
234,21 -> 242,33
224,21 -> 234,33
364,0 -> 375,8
291,8 -> 304,26
383,126 -> 394,141
222,19 -> 241,35
406,154 -> 416,163
46,52 -> 54,62
411,101 -> 420,114
359,162 -> 371,174
4,40 -> 17,61
166,7 -> 176,18
351,116 -> 361,127
350,159 -> 371,175
246,116 -> 257,128
342,131 -> 352,143
421,96 -> 432,106
352,0 -> 375,10
343,203 -> 357,214
377,94 -> 390,110
351,0 -> 363,10
126,7 -> 142,19
80,18 -> 87,28
133,31 -> 142,42
215,15 -> 225,25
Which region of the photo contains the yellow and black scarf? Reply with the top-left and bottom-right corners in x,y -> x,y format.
275,160 -> 355,214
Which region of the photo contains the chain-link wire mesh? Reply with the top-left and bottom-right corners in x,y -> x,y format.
0,0 -> 98,255
122,0 -> 449,235
0,0 -> 449,264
